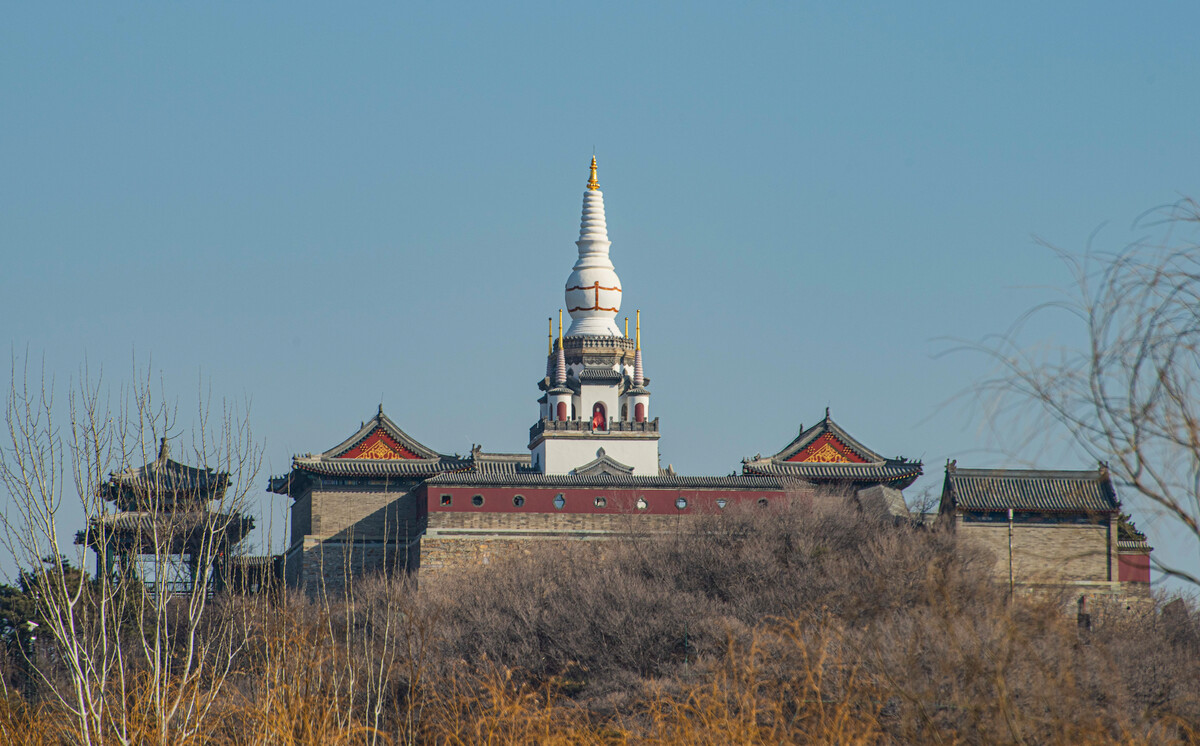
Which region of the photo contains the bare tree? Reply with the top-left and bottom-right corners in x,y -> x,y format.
973,197 -> 1200,586
0,359 -> 262,743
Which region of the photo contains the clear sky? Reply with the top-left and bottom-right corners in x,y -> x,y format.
4,3 -> 1199,586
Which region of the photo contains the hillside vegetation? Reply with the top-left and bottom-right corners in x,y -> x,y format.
2,504 -> 1197,744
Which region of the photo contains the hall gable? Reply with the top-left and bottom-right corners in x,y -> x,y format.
741,409 -> 923,489
338,429 -> 421,460
785,432 -> 868,464
322,406 -> 442,461
770,410 -> 884,464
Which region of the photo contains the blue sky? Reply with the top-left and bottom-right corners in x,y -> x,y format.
3,3 -> 1198,584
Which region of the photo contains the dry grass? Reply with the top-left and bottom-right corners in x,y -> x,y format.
2,502 -> 1198,745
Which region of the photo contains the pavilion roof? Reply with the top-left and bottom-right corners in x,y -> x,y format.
99,438 -> 230,508
941,464 -> 1119,514
266,409 -> 537,495
741,410 -> 922,489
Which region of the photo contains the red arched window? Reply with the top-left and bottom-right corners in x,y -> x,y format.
634,402 -> 645,423
556,401 -> 567,421
592,403 -> 607,430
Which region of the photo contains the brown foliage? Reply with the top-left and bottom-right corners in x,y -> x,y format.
2,502 -> 1198,744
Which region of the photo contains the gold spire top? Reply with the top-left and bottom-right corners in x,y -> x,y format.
548,317 -> 554,355
558,309 -> 564,346
635,309 -> 641,351
624,316 -> 629,339
586,155 -> 599,190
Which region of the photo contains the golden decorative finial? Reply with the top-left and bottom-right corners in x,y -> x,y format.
586,155 -> 599,190
558,309 -> 564,346
635,309 -> 641,351
548,317 -> 553,355
624,316 -> 629,339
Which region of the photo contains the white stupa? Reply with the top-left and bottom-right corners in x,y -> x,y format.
529,157 -> 660,476
564,157 -> 623,337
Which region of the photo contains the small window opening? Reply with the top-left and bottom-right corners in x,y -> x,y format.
676,497 -> 688,510
636,497 -> 648,510
471,494 -> 484,507
440,494 -> 452,506
594,496 -> 607,508
716,498 -> 728,509
554,494 -> 566,510
758,498 -> 769,508
513,494 -> 525,507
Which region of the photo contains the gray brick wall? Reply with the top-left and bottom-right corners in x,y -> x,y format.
310,484 -> 421,541
958,519 -> 1112,583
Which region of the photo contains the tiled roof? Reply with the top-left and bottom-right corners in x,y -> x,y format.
291,456 -> 470,478
571,452 -> 635,476
944,466 -> 1119,513
578,367 -> 622,382
471,451 -> 536,475
744,411 -> 922,489
1118,539 -> 1152,552
100,439 -> 230,506
742,460 -> 923,486
425,472 -> 786,489
75,511 -> 254,547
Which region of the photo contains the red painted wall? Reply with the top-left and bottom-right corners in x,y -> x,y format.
419,485 -> 789,516
1118,552 -> 1150,583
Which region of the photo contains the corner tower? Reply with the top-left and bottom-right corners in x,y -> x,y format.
530,158 -> 661,475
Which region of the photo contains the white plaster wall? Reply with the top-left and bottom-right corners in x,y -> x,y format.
629,393 -> 649,421
534,436 -> 659,475
548,391 -> 571,420
578,382 -> 619,425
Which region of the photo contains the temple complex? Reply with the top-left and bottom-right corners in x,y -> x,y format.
267,157 -> 1152,595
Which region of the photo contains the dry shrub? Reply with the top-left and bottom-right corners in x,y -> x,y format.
4,500 -> 1199,744
634,617 -> 882,746
0,694 -> 56,746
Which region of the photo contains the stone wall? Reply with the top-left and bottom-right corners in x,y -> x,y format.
290,492 -> 312,545
957,519 -> 1113,583
310,483 -> 421,541
286,481 -> 425,592
296,538 -> 419,596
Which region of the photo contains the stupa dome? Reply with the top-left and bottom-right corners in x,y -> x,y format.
565,157 -> 623,336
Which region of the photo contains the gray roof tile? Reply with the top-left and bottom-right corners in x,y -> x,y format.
945,467 -> 1118,513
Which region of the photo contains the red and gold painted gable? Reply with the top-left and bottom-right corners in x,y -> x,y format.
339,429 -> 421,460
785,433 -> 867,464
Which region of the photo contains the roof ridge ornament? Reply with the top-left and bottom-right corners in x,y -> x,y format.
587,155 -> 599,190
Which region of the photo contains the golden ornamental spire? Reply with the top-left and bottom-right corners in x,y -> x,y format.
548,317 -> 554,354
586,155 -> 599,190
624,316 -> 629,339
635,309 -> 641,351
558,309 -> 564,346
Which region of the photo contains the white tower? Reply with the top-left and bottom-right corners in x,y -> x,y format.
530,158 -> 660,476
565,158 -> 623,337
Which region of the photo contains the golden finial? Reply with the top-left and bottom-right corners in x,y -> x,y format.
624,316 -> 629,339
635,310 -> 641,351
558,309 -> 564,346
548,317 -> 553,355
586,155 -> 599,190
